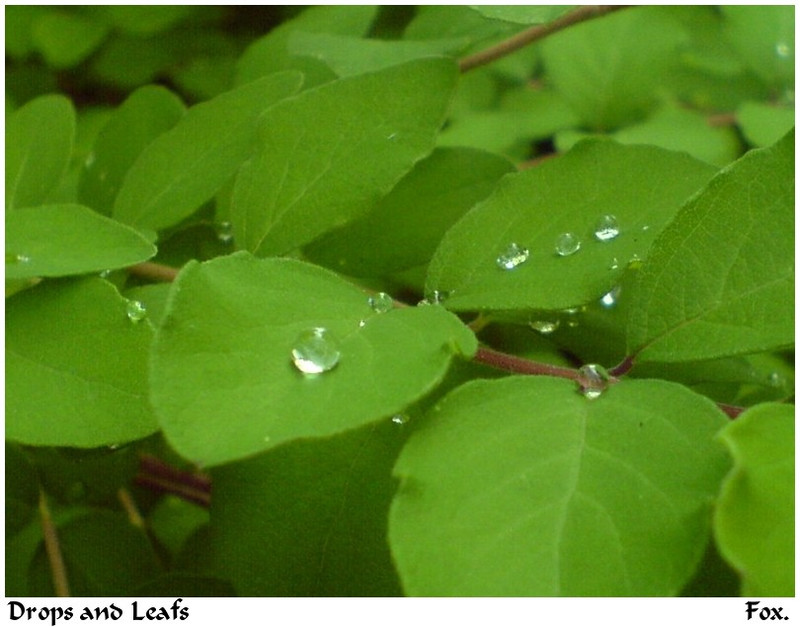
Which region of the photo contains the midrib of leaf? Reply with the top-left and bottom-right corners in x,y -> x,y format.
8,144 -> 34,210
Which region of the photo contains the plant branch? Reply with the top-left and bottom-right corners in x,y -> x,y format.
38,489 -> 71,597
459,5 -> 630,73
475,344 -> 590,383
136,454 -> 211,508
128,261 -> 180,283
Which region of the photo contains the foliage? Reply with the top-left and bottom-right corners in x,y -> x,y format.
5,5 -> 794,597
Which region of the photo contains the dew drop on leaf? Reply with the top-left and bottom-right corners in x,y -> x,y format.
391,414 -> 408,425
420,290 -> 449,306
126,299 -> 148,323
776,41 -> 791,58
578,363 -> 610,399
496,242 -> 530,270
593,214 -> 620,242
555,232 -> 581,256
291,327 -> 341,374
215,221 -> 234,244
599,285 -> 621,308
368,292 -> 394,314
529,319 -> 560,334
6,253 -> 31,264
767,372 -> 786,387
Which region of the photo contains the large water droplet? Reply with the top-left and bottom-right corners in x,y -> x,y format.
126,299 -> 148,323
496,242 -> 530,270
530,319 -> 560,334
594,214 -> 620,242
216,221 -> 234,244
600,286 -> 621,308
368,292 -> 393,314
555,232 -> 581,256
291,327 -> 341,374
578,364 -> 610,399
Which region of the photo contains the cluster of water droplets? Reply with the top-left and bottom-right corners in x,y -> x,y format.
6,253 -> 31,264
215,221 -> 234,245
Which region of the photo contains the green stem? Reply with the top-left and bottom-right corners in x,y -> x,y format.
459,5 -> 630,73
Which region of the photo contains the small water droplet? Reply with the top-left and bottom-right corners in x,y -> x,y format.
391,414 -> 408,425
641,225 -> 650,232
530,319 -> 560,334
216,221 -> 234,244
496,242 -> 530,270
578,364 -> 610,399
600,286 -> 621,308
126,299 -> 148,323
291,327 -> 341,374
593,214 -> 620,242
84,151 -> 96,168
766,372 -> 786,387
368,292 -> 394,314
562,305 -> 584,327
99,269 -> 112,278
6,253 -> 31,264
627,254 -> 642,270
420,289 -> 448,306
555,232 -> 581,256
387,132 -> 397,141
776,41 -> 791,58
609,257 -> 619,271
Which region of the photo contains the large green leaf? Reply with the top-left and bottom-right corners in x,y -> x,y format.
6,277 -> 158,447
426,139 -> 717,312
230,57 -> 458,257
627,130 -> 793,364
539,7 -> 687,129
30,10 -> 109,69
5,204 -> 156,279
714,403 -> 794,596
390,376 -> 730,596
469,5 -> 574,25
303,147 -> 514,276
6,94 -> 75,210
78,85 -> 186,215
150,252 -> 476,467
112,72 -> 304,231
208,421 -> 405,595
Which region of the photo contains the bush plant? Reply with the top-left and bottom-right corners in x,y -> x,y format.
5,5 -> 794,597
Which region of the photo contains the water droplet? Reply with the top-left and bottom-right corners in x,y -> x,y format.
578,364 -> 610,399
387,132 -> 398,141
530,319 -> 560,334
391,414 -> 408,425
368,292 -> 393,314
776,41 -> 791,58
767,372 -> 786,387
609,257 -> 619,271
641,225 -> 650,232
600,286 -> 621,308
84,151 -> 96,168
627,254 -> 642,270
420,290 -> 448,306
555,232 -> 581,256
6,253 -> 31,264
593,214 -> 620,242
496,242 -> 530,270
562,305 -> 584,328
126,299 -> 148,323
216,221 -> 234,244
291,327 -> 341,374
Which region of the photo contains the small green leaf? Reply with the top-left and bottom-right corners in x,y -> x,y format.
627,130 -> 793,363
151,252 -> 476,467
112,72 -> 304,231
98,5 -> 194,35
714,403 -> 794,596
304,147 -> 514,276
6,94 -> 75,210
78,85 -> 186,215
30,10 -> 109,69
208,421 -> 405,595
231,57 -> 459,257
288,32 -> 468,77
426,139 -> 717,312
5,204 -> 156,279
6,277 -> 158,448
390,376 -> 730,596
469,5 -> 575,25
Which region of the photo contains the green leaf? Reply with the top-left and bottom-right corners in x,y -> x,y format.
390,376 -> 730,595
722,6 -> 794,88
112,72 -> 304,232
236,5 -> 378,86
737,101 -> 795,148
303,147 -> 514,276
714,403 -> 794,596
627,130 -> 794,363
6,94 -> 75,210
540,7 -> 687,129
469,5 -> 575,25
5,204 -> 156,279
150,252 -> 476,467
30,10 -> 109,69
6,277 -> 158,448
426,139 -> 717,312
208,421 -> 405,595
231,57 -> 459,257
78,85 -> 186,215
98,5 -> 194,35
287,32 -> 468,77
